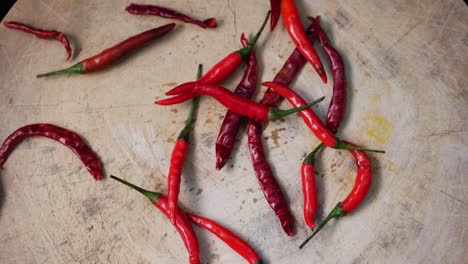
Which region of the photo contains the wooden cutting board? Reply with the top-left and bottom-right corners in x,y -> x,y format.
0,0 -> 466,263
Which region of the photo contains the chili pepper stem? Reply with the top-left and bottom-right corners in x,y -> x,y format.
269,96 -> 324,120
178,64 -> 203,140
110,175 -> 160,204
335,140 -> 385,154
237,11 -> 271,60
299,202 -> 346,249
304,143 -> 324,164
36,63 -> 83,78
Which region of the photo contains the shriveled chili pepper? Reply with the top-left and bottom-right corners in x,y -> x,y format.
301,143 -> 323,229
4,21 -> 72,61
111,176 -> 200,264
167,64 -> 202,224
197,11 -> 270,84
216,50 -> 258,170
126,3 -> 217,29
262,82 -> 385,153
269,0 -> 281,31
247,120 -> 295,235
0,124 -> 102,180
281,0 -> 327,83
187,213 -> 263,264
36,23 -> 175,78
157,82 -> 324,121
309,17 -> 346,133
299,142 -> 372,249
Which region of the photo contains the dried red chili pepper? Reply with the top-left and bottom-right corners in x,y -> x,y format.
299,142 -> 372,248
248,120 -> 295,236
126,3 -> 217,29
301,143 -> 323,229
262,82 -> 385,153
111,176 -> 200,264
157,82 -> 324,121
216,50 -> 258,170
269,0 -> 281,31
309,17 -> 346,133
197,11 -> 270,84
187,213 -> 263,264
0,124 -> 102,180
37,23 -> 175,78
167,64 -> 202,224
281,0 -> 327,83
4,21 -> 72,61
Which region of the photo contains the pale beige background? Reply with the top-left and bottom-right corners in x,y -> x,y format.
0,0 -> 467,263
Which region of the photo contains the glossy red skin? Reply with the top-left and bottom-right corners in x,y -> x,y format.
270,0 -> 281,31
301,162 -> 318,229
164,82 -> 270,120
216,52 -> 258,170
341,142 -> 372,213
81,23 -> 175,72
188,213 -> 262,264
156,196 -> 200,264
198,52 -> 243,84
248,120 -> 295,236
0,124 -> 102,180
309,17 -> 346,133
167,140 -> 189,224
262,82 -> 337,147
126,3 -> 216,29
281,0 -> 327,83
4,21 -> 72,61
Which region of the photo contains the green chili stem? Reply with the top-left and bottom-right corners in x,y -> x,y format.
335,140 -> 385,154
237,11 -> 271,60
303,143 -> 324,164
36,63 -> 83,78
110,175 -> 160,204
178,64 -> 203,140
269,96 -> 325,120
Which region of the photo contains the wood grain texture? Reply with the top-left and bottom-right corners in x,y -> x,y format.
0,0 -> 466,263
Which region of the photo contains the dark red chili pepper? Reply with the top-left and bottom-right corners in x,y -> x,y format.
126,3 -> 217,29
281,0 -> 327,83
111,176 -> 200,264
187,213 -> 263,264
216,51 -> 258,170
262,82 -> 385,153
4,21 -> 72,61
269,0 -> 281,31
309,17 -> 346,133
248,120 -> 295,236
197,11 -> 270,84
36,23 -> 175,78
301,143 -> 323,229
167,64 -> 202,224
0,124 -> 102,180
299,141 -> 372,249
157,82 -> 324,121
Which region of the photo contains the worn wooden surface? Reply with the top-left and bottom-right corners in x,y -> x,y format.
0,0 -> 467,263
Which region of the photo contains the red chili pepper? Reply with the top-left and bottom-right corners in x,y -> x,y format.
157,82 -> 324,121
167,65 -> 202,224
111,176 -> 200,264
248,120 -> 295,236
301,143 -> 323,229
281,0 -> 327,83
262,82 -> 385,153
126,3 -> 217,29
269,0 -> 281,31
187,213 -> 263,264
0,124 -> 102,180
197,11 -> 270,84
309,17 -> 346,133
4,21 -> 72,61
36,23 -> 175,78
299,142 -> 372,249
216,51 -> 258,170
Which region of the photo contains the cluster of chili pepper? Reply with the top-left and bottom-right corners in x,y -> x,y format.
0,1 -> 387,261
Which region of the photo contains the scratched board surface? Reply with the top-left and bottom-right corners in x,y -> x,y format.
0,0 -> 466,263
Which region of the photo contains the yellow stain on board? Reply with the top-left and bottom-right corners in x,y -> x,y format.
363,113 -> 393,143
